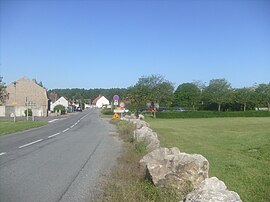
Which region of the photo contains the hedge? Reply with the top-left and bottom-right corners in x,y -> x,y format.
156,111 -> 270,119
101,109 -> 114,115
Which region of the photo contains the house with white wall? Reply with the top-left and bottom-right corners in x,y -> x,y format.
92,95 -> 110,108
50,96 -> 68,111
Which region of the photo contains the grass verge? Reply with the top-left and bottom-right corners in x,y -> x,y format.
95,121 -> 180,202
0,120 -> 47,136
147,117 -> 270,202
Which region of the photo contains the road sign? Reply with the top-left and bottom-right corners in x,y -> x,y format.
120,102 -> 125,108
113,95 -> 119,100
114,100 -> 119,106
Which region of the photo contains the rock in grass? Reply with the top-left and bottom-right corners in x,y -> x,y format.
140,147 -> 209,197
134,126 -> 160,151
183,177 -> 242,202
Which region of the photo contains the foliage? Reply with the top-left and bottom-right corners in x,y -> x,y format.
147,118 -> 270,202
0,120 -> 47,136
127,75 -> 174,118
173,83 -> 200,110
156,110 -> 270,119
0,77 -> 8,105
49,88 -> 128,103
48,77 -> 270,112
24,108 -> 33,116
101,108 -> 114,115
53,104 -> 66,114
255,83 -> 270,111
203,78 -> 231,112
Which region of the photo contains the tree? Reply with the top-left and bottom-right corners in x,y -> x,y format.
127,75 -> 174,118
233,87 -> 253,111
126,84 -> 149,117
0,77 -> 8,105
53,104 -> 66,114
255,83 -> 270,111
174,83 -> 200,110
204,79 -> 231,112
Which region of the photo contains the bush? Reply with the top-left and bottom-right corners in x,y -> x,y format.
156,110 -> 270,119
53,104 -> 66,115
101,109 -> 114,115
24,108 -> 32,116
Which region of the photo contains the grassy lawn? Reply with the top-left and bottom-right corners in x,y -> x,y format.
147,117 -> 270,202
0,120 -> 47,136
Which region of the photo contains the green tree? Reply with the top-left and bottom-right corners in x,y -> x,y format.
0,77 -> 8,105
127,84 -> 149,117
255,83 -> 270,111
174,83 -> 200,110
204,78 -> 231,112
53,104 -> 66,114
128,75 -> 174,118
233,87 -> 253,111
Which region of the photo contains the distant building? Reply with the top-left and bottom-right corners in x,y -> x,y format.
4,77 -> 48,117
92,95 -> 110,108
50,96 -> 68,111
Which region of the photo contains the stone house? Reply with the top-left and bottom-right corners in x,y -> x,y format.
4,77 -> 48,117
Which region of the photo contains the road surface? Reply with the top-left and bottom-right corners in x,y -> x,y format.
0,109 -> 122,202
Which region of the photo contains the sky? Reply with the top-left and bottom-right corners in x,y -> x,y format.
0,0 -> 269,90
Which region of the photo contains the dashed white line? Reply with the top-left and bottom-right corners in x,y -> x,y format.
0,152 -> 6,156
48,119 -> 58,123
19,139 -> 43,149
62,128 -> 69,133
48,132 -> 60,139
70,124 -> 75,129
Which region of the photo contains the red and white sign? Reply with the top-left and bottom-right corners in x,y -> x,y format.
119,102 -> 125,108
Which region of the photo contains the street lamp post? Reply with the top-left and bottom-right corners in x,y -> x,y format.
13,81 -> 17,122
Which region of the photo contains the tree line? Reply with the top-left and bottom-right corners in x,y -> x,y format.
49,75 -> 270,113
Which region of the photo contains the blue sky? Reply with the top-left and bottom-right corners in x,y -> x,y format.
1,0 -> 269,89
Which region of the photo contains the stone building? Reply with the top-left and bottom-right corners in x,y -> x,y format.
4,77 -> 48,117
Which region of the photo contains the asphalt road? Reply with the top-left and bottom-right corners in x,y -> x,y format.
0,109 -> 122,202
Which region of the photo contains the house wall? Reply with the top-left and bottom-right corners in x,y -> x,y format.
0,106 -> 5,117
96,96 -> 110,108
5,77 -> 48,117
50,97 -> 68,111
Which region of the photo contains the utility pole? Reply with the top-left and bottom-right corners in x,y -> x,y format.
26,97 -> 29,121
13,81 -> 17,122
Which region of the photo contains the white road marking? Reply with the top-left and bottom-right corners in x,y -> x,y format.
70,124 -> 75,129
0,152 -> 6,156
48,132 -> 60,139
62,128 -> 69,133
19,139 -> 43,149
48,119 -> 58,123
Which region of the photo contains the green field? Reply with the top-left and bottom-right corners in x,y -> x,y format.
147,117 -> 270,202
0,120 -> 47,136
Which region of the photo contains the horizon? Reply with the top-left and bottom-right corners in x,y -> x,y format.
1,0 -> 269,89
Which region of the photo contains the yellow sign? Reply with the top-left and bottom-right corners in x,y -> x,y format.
12,102 -> 17,106
113,113 -> 120,119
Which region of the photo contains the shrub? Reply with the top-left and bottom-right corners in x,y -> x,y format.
24,108 -> 32,116
53,104 -> 66,115
156,110 -> 270,119
101,109 -> 114,115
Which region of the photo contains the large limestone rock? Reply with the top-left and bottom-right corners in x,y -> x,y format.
140,147 -> 209,195
131,119 -> 149,129
134,126 -> 160,151
183,177 -> 242,202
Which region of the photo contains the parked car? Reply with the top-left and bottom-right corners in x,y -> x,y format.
76,107 -> 82,112
158,107 -> 167,112
173,107 -> 186,112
